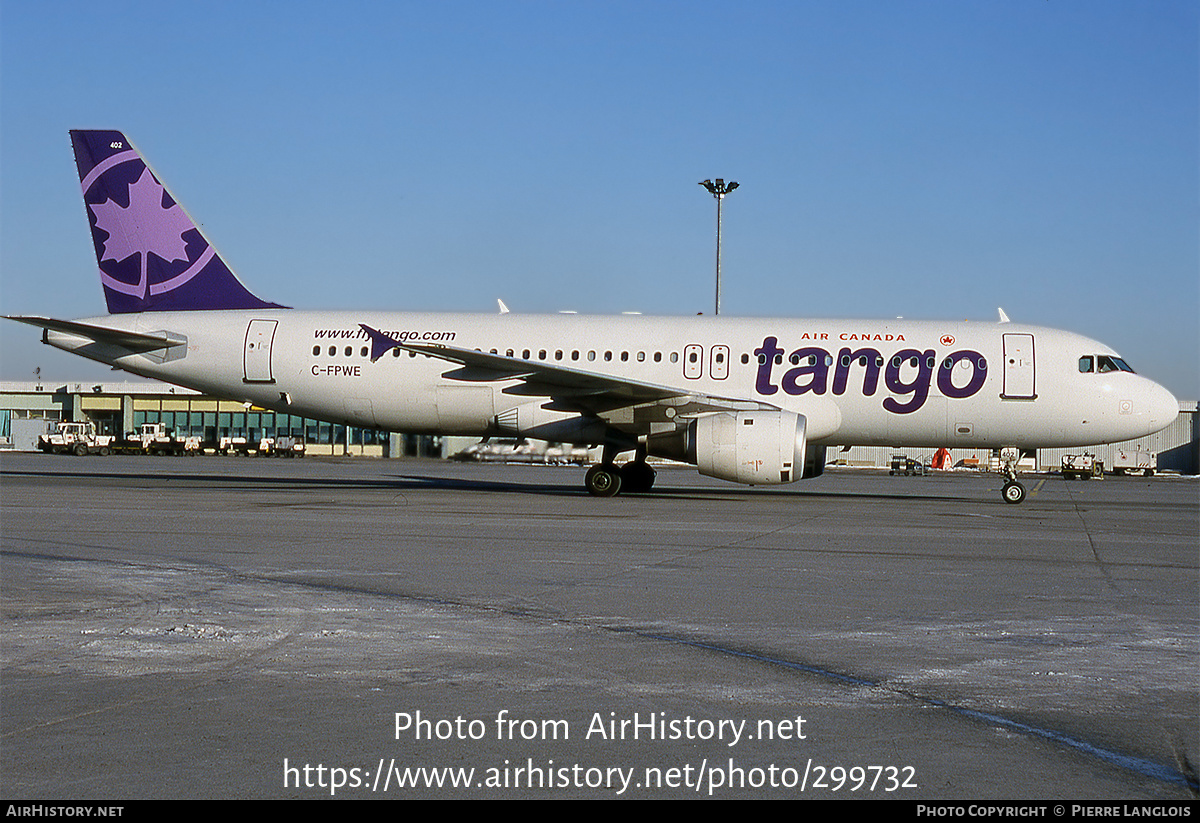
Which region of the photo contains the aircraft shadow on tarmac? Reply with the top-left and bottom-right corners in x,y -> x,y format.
392,473 -> 984,504
5,466 -> 1017,505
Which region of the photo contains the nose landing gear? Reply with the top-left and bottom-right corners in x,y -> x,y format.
1002,480 -> 1027,504
1000,447 -> 1027,504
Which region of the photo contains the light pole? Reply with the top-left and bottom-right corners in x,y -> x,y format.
699,178 -> 738,315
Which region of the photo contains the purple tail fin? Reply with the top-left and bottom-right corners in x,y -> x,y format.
70,130 -> 286,313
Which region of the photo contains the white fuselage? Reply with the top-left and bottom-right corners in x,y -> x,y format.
47,310 -> 1179,451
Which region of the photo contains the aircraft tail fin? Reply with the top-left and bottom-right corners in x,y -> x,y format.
70,130 -> 286,314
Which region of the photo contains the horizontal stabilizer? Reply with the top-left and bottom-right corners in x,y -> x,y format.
5,316 -> 186,352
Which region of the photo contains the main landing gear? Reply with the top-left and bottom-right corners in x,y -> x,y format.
999,447 -> 1026,504
585,445 -> 657,497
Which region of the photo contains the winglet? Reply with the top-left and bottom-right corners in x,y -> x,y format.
997,307 -> 1011,323
70,130 -> 286,314
497,299 -> 510,314
359,324 -> 402,362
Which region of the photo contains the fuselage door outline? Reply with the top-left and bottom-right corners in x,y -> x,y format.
710,344 -> 729,380
243,319 -> 278,384
1001,332 -> 1036,400
684,344 -> 704,379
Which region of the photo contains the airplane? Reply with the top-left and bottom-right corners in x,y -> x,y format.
6,130 -> 1180,503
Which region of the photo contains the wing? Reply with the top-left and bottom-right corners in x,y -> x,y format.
360,324 -> 776,433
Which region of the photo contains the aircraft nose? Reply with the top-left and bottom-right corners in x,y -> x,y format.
1146,380 -> 1179,431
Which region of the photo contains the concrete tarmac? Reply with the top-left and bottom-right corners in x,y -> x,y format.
2,454 -> 1196,799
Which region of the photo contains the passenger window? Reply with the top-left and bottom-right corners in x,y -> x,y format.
312,346 -> 320,356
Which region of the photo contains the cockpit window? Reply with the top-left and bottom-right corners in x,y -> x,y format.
1096,355 -> 1135,374
1081,354 -> 1136,374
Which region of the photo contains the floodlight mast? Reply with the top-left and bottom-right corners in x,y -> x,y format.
699,178 -> 738,315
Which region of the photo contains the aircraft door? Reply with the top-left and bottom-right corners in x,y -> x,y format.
710,345 -> 729,380
1001,333 -> 1036,400
243,319 -> 278,384
683,344 -> 703,379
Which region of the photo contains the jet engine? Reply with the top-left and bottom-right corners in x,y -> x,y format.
679,410 -> 808,485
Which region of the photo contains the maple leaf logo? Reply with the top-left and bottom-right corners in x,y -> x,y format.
89,167 -> 196,300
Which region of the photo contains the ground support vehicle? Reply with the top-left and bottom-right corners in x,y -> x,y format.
37,421 -> 115,455
1062,453 -> 1105,480
1112,448 -> 1155,476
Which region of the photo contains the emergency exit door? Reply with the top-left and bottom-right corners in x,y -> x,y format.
243,319 -> 278,384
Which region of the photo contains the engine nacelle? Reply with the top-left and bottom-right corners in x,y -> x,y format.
688,411 -> 807,485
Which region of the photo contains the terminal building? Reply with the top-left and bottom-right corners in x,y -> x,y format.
1,380 -> 1196,474
0,381 -> 436,458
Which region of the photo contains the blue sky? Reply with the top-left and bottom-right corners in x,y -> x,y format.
2,0 -> 1196,398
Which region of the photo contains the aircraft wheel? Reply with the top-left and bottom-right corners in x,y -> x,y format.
619,462 -> 656,493
585,464 -> 622,497
1002,481 -> 1026,504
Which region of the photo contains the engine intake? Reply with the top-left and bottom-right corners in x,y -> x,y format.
686,410 -> 807,485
